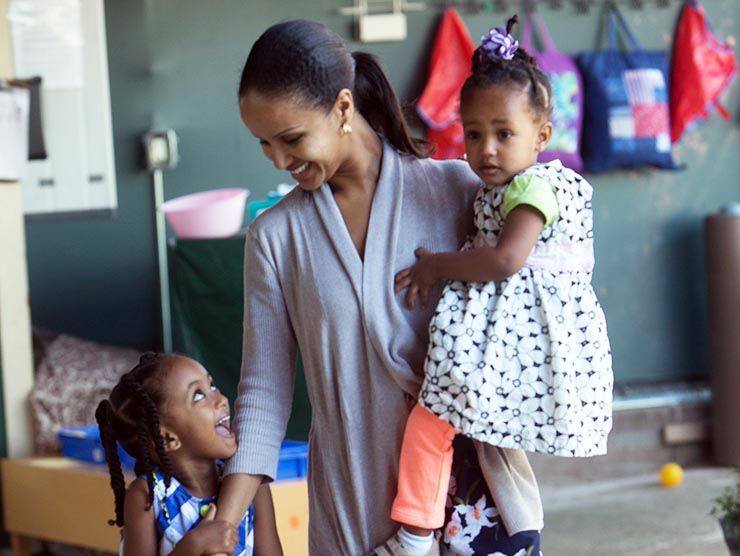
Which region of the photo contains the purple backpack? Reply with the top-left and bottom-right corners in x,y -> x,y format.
522,13 -> 584,172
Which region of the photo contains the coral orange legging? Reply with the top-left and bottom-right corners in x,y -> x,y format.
391,404 -> 459,529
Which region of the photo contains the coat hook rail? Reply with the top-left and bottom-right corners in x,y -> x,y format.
436,0 -> 681,14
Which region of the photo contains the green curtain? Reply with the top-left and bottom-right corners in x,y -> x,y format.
170,236 -> 310,440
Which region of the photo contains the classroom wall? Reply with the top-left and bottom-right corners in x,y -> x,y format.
24,0 -> 740,383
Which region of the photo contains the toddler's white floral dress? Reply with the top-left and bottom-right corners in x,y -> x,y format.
419,160 -> 613,457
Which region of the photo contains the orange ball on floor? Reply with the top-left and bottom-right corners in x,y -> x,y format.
659,462 -> 684,488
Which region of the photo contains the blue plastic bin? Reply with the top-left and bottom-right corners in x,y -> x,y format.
275,440 -> 309,480
58,425 -> 136,469
59,426 -> 308,480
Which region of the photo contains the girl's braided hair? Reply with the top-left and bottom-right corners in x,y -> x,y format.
95,352 -> 176,527
461,15 -> 553,120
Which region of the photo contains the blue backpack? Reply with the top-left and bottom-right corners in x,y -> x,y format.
577,6 -> 678,172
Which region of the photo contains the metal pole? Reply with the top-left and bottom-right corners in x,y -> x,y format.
153,168 -> 172,353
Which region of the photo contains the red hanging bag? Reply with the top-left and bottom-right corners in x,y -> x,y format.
670,0 -> 737,143
416,8 -> 475,160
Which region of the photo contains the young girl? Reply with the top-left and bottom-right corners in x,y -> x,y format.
95,353 -> 282,556
378,15 -> 613,556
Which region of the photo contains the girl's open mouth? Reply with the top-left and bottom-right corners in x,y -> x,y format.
215,415 -> 234,438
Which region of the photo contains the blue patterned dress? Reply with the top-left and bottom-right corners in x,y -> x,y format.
150,468 -> 254,555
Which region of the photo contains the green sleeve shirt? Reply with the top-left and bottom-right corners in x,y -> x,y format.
502,173 -> 560,227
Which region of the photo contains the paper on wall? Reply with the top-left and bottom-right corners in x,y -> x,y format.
8,0 -> 84,89
0,86 -> 30,181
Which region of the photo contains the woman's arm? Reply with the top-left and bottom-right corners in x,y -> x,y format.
217,226 -> 296,522
215,473 -> 263,525
395,205 -> 545,308
252,484 -> 284,556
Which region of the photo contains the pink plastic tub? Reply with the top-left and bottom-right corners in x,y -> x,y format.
161,188 -> 249,239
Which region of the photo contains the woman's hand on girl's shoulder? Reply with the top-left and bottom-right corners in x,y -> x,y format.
253,484 -> 284,556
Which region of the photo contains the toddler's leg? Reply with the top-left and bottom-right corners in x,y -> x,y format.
391,404 -> 457,529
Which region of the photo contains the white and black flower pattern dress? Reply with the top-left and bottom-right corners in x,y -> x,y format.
419,160 -> 613,457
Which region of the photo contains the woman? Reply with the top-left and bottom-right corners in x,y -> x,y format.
216,20 -> 544,556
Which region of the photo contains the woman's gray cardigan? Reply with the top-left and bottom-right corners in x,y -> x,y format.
225,142 -> 544,555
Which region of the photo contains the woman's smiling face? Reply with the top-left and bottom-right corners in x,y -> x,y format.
240,91 -> 346,191
159,356 -> 236,462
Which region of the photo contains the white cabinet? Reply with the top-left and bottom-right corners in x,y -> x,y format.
18,0 -> 116,216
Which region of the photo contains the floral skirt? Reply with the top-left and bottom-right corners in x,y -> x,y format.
443,436 -> 542,556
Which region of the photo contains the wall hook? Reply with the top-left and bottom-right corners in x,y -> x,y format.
493,0 -> 510,12
574,0 -> 593,13
464,0 -> 486,14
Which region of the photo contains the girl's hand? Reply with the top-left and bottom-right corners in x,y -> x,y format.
184,504 -> 238,556
394,247 -> 439,309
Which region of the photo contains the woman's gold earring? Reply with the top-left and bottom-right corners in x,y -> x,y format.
341,122 -> 352,135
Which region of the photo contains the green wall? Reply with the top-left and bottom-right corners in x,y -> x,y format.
25,0 -> 740,383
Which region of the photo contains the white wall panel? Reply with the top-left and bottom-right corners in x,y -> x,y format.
19,0 -> 116,216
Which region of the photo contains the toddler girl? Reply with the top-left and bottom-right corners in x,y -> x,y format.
96,353 -> 282,556
378,15 -> 613,556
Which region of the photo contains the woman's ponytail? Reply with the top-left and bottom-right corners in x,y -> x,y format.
239,20 -> 432,158
352,52 -> 431,158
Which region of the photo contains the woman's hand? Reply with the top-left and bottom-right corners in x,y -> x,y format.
175,504 -> 238,556
209,473 -> 266,556
394,247 -> 440,309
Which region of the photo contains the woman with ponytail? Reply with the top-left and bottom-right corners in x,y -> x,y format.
217,19 -> 544,555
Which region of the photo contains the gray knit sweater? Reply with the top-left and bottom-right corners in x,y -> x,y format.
225,142 -> 544,555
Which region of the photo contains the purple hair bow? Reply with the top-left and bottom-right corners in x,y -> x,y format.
480,26 -> 519,61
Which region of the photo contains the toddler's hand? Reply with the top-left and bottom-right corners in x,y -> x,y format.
394,247 -> 438,309
192,504 -> 238,555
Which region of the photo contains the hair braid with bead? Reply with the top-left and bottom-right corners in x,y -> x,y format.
94,352 -> 176,527
142,385 -> 174,486
95,400 -> 127,526
462,15 -> 552,121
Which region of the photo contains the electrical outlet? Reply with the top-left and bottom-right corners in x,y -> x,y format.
142,129 -> 179,171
